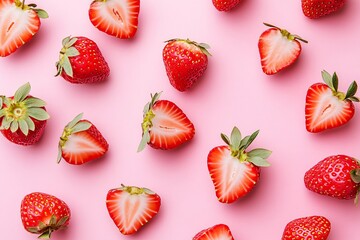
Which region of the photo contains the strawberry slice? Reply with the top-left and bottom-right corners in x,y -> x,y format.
106,185 -> 161,235
137,92 -> 195,151
193,224 -> 235,240
89,0 -> 140,39
305,70 -> 359,133
57,113 -> 109,165
258,23 -> 307,75
208,127 -> 271,203
0,0 -> 48,57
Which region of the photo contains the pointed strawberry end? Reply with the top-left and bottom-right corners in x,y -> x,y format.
55,36 -> 80,78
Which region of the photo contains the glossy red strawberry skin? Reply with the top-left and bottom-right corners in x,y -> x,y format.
163,40 -> 208,92
302,0 -> 345,19
60,37 -> 109,83
193,224 -> 235,240
304,155 -> 360,199
212,0 -> 241,11
282,216 -> 331,240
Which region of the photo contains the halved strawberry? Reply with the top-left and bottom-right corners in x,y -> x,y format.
57,113 -> 109,165
0,0 -> 48,57
106,185 -> 161,235
258,23 -> 307,75
208,127 -> 271,203
305,70 -> 359,133
137,92 -> 195,151
89,0 -> 140,39
193,224 -> 235,240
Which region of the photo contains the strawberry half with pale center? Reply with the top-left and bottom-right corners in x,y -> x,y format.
57,113 -> 109,165
302,0 -> 345,19
89,0 -> 140,39
305,70 -> 359,133
258,23 -> 307,75
193,224 -> 235,240
304,155 -> 360,203
163,38 -> 211,92
21,192 -> 71,239
106,185 -> 161,235
137,92 -> 195,151
0,0 -> 48,57
208,127 -> 271,203
55,36 -> 110,84
282,216 -> 331,240
0,82 -> 49,145
212,0 -> 241,12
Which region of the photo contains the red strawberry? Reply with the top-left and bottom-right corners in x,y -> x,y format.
89,0 -> 140,39
212,0 -> 241,12
304,155 -> 360,203
208,127 -> 271,203
0,0 -> 48,57
55,36 -> 110,84
137,92 -> 195,151
163,39 -> 210,92
0,82 -> 49,145
193,224 -> 235,240
305,70 -> 359,133
302,0 -> 345,19
258,23 -> 307,75
20,192 -> 71,239
282,216 -> 331,240
57,113 -> 109,165
106,185 -> 161,235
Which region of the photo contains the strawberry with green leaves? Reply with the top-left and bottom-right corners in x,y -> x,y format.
193,224 -> 235,240
0,82 -> 49,145
208,127 -> 271,203
57,113 -> 109,165
21,192 -> 71,239
282,216 -> 331,240
0,0 -> 48,57
302,0 -> 345,19
304,155 -> 360,203
55,36 -> 110,84
305,71 -> 359,133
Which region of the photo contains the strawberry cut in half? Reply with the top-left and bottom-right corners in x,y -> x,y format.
21,192 -> 71,239
57,113 -> 109,165
0,82 -> 49,145
302,0 -> 345,19
0,0 -> 48,57
106,184 -> 161,235
282,216 -> 331,240
258,23 -> 307,75
193,224 -> 235,240
208,127 -> 271,203
137,92 -> 195,151
55,36 -> 110,84
89,0 -> 140,39
305,70 -> 359,133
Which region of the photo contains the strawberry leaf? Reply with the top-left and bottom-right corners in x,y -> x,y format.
62,36 -> 71,47
34,9 -> 48,18
23,97 -> 46,108
0,109 -> 5,118
38,229 -> 52,239
348,96 -> 360,102
25,117 -> 35,131
65,47 -> 79,57
66,113 -> 83,129
10,120 -> 19,133
66,37 -> 78,48
27,227 -> 40,233
71,121 -> 92,134
19,119 -> 29,136
241,130 -> 259,150
143,102 -> 150,114
321,70 -> 333,90
220,133 -> 230,145
247,148 -> 272,159
27,108 -> 50,121
1,117 -> 13,129
14,82 -> 31,102
49,215 -> 57,226
56,216 -> 69,228
350,169 -> 360,183
332,72 -> 339,92
0,97 -> 3,109
137,130 -> 150,152
62,55 -> 73,77
57,144 -> 63,163
345,81 -> 358,99
248,156 -> 270,167
230,127 -> 241,149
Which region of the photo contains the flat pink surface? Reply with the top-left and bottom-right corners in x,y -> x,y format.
1,0 -> 360,239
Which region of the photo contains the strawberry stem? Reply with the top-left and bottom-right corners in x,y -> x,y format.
22,0 -> 25,9
263,22 -> 308,43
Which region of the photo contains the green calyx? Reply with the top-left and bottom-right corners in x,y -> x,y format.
321,70 -> 360,102
165,38 -> 212,57
350,168 -> 360,205
221,127 -> 271,167
57,113 -> 92,163
27,215 -> 69,239
0,83 -> 49,136
120,184 -> 155,195
263,23 -> 308,43
15,0 -> 48,18
55,36 -> 80,78
137,92 -> 161,152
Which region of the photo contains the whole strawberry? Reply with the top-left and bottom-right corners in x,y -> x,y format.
304,155 -> 360,203
302,0 -> 345,19
282,216 -> 331,240
163,38 -> 211,92
57,113 -> 109,165
193,224 -> 235,240
0,0 -> 48,57
55,36 -> 110,84
212,0 -> 241,11
305,71 -> 359,133
0,82 -> 49,145
20,192 -> 71,239
258,23 -> 307,75
208,127 -> 271,203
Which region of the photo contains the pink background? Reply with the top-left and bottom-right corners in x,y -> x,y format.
1,0 -> 360,239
